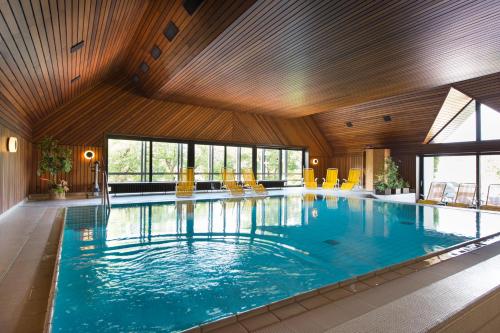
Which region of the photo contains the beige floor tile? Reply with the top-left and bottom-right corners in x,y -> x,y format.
299,295 -> 331,310
362,275 -> 387,287
392,266 -> 415,275
271,303 -> 307,320
207,322 -> 247,333
379,271 -> 401,281
240,312 -> 280,331
323,288 -> 352,301
342,282 -> 370,293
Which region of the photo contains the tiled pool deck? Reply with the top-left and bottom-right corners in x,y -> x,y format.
1,188 -> 499,332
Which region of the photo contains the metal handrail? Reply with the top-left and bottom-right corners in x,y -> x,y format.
100,159 -> 111,214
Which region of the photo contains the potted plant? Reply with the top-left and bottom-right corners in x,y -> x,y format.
375,157 -> 411,195
37,137 -> 72,199
375,179 -> 391,195
402,180 -> 411,194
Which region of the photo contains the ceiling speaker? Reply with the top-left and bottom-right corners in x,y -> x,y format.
140,62 -> 149,73
346,121 -> 353,128
383,115 -> 392,122
164,21 -> 179,41
183,0 -> 204,15
151,46 -> 162,60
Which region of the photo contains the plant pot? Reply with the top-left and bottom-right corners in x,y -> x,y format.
49,191 -> 66,200
375,189 -> 392,195
392,188 -> 402,195
402,188 -> 410,194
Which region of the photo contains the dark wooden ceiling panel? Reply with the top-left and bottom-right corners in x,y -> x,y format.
147,0 -> 500,118
313,73 -> 500,152
0,0 -> 148,130
123,0 -> 256,93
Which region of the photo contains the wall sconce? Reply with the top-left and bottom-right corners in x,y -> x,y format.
7,137 -> 18,152
84,150 -> 95,160
311,158 -> 319,165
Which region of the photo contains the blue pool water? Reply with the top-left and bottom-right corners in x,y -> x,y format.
52,195 -> 500,332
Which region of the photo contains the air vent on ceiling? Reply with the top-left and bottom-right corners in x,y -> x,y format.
151,46 -> 162,60
71,75 -> 80,83
383,115 -> 392,122
140,62 -> 149,73
132,74 -> 140,84
164,21 -> 179,41
346,121 -> 353,128
183,0 -> 204,15
70,40 -> 84,53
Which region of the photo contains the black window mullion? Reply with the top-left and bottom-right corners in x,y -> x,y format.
149,141 -> 153,182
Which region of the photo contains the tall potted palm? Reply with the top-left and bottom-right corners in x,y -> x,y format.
37,137 -> 72,199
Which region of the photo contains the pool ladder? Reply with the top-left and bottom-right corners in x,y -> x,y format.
101,167 -> 111,216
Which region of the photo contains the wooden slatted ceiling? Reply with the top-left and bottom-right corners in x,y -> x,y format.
312,72 -> 500,152
124,0 -> 256,93
0,0 -> 148,131
147,0 -> 500,118
32,79 -> 333,157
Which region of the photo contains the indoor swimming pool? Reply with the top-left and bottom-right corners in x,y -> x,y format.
50,195 -> 500,332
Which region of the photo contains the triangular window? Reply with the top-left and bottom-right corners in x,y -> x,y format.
425,87 -> 476,144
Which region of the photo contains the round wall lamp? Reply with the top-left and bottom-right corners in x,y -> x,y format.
311,158 -> 319,165
7,137 -> 18,152
84,150 -> 95,160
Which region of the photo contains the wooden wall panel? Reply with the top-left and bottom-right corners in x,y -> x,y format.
31,79 -> 333,193
391,153 -> 417,190
0,124 -> 32,214
327,153 -> 364,185
33,79 -> 332,156
30,145 -> 102,194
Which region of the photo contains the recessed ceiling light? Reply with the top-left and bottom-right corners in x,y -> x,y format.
383,115 -> 392,122
183,0 -> 204,15
70,40 -> 84,53
164,21 -> 179,41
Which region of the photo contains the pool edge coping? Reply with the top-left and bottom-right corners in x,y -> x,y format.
43,208 -> 67,333
182,231 -> 500,333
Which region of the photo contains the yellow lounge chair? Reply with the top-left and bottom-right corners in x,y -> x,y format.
242,168 -> 267,194
480,184 -> 500,211
418,182 -> 447,205
448,183 -> 476,208
176,167 -> 195,197
303,168 -> 317,189
340,168 -> 361,190
222,168 -> 245,196
322,168 -> 339,190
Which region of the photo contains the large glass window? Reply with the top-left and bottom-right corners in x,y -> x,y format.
152,142 -> 187,181
480,155 -> 500,204
257,148 -> 280,180
282,149 -> 303,185
194,144 -> 210,181
212,146 -> 225,180
480,104 -> 500,141
109,137 -> 305,186
423,155 -> 476,202
108,139 -> 149,182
